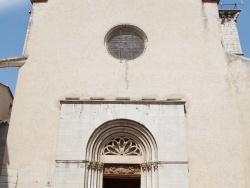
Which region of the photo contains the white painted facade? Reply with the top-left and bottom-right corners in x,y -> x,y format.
1,0 -> 250,188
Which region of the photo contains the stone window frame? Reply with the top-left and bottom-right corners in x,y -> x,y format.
105,25 -> 148,61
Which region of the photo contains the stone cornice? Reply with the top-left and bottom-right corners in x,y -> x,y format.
219,9 -> 241,23
0,56 -> 27,68
60,99 -> 186,105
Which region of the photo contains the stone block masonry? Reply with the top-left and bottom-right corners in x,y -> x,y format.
53,101 -> 188,188
0,168 -> 18,188
219,10 -> 243,55
0,121 -> 9,175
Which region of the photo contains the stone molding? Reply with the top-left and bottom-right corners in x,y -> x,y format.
0,56 -> 27,68
83,161 -> 161,172
219,10 -> 241,24
86,120 -> 158,163
55,160 -> 187,167
84,119 -> 159,188
60,99 -> 186,105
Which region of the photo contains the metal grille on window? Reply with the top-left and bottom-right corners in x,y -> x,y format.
107,27 -> 145,60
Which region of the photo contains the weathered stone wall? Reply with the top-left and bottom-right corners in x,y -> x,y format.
0,121 -> 18,188
0,85 -> 13,121
0,121 -> 8,174
0,168 -> 18,188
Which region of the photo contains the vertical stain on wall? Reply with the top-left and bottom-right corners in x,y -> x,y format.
124,61 -> 129,90
201,3 -> 209,30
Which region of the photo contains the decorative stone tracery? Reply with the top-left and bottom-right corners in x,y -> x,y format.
105,25 -> 147,60
102,136 -> 142,156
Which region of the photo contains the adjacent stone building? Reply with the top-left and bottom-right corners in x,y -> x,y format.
0,83 -> 13,178
0,83 -> 13,121
0,0 -> 250,187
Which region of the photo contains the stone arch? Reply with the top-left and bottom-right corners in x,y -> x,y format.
85,119 -> 158,188
86,119 -> 158,162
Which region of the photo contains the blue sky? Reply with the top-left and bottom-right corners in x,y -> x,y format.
0,0 -> 31,94
0,0 -> 249,95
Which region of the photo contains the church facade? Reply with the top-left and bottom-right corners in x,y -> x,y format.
1,0 -> 250,187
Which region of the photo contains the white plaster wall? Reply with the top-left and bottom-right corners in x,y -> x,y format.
225,53 -> 250,188
3,0 -> 250,187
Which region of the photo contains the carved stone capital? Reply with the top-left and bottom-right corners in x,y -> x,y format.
86,161 -> 103,171
140,162 -> 158,172
140,163 -> 147,171
152,162 -> 158,171
146,163 -> 152,171
97,162 -> 104,171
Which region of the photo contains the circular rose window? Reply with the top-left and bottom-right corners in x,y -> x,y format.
106,25 -> 147,60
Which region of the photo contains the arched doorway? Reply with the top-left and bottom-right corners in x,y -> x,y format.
85,119 -> 158,188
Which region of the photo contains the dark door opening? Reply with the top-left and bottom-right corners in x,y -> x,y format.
103,164 -> 141,188
103,177 -> 140,188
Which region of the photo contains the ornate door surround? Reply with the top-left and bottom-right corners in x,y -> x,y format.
85,119 -> 158,188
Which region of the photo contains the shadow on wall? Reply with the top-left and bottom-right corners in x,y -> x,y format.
0,121 -> 10,187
